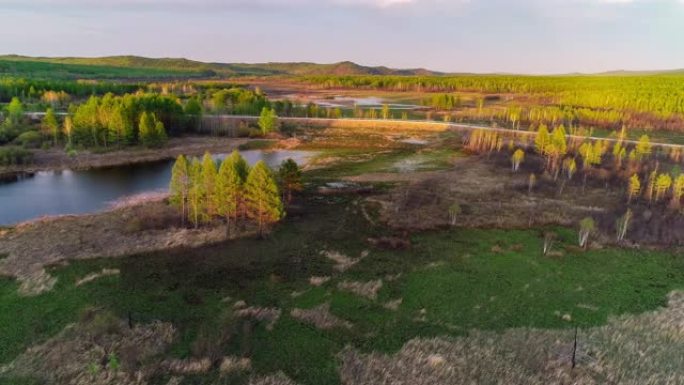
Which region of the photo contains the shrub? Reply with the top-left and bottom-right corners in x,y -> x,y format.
14,130 -> 43,148
0,125 -> 24,145
190,310 -> 237,362
123,203 -> 180,233
79,307 -> 121,337
236,123 -> 252,138
0,146 -> 33,166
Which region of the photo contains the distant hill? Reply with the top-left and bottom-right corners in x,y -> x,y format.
0,55 -> 442,80
595,69 -> 684,76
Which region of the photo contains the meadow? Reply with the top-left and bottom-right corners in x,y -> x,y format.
2,129 -> 683,384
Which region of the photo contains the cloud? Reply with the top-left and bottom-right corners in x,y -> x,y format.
0,0 -> 461,10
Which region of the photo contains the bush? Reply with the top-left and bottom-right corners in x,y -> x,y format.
0,146 -> 33,166
0,125 -> 23,145
123,203 -> 181,233
190,310 -> 237,362
79,307 -> 121,337
236,123 -> 252,138
280,122 -> 297,137
248,128 -> 264,138
14,130 -> 43,148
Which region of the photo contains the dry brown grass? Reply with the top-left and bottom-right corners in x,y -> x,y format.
339,291 -> 684,385
337,279 -> 383,300
161,358 -> 212,375
75,268 -> 120,287
0,200 -> 254,295
321,249 -> 366,272
248,372 -> 299,385
290,303 -> 353,330
219,356 -> 252,374
1,313 -> 175,385
235,306 -> 282,331
358,156 -> 616,232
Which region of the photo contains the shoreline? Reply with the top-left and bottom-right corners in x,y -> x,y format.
0,136 -> 253,179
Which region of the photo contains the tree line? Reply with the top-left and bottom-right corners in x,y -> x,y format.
169,151 -> 302,235
0,77 -> 143,103
299,74 -> 684,130
60,93 -> 202,148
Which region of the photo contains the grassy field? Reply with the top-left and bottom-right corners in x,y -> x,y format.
1,187 -> 682,384
1,125 -> 683,384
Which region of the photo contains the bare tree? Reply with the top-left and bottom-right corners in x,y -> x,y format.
578,217 -> 595,249
616,209 -> 632,243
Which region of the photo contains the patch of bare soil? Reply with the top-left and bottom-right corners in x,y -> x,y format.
0,198 -> 255,296
0,313 -> 175,385
248,372 -> 300,385
309,276 -> 331,286
235,306 -> 282,331
290,303 -> 353,330
337,279 -> 383,300
160,358 -> 212,375
339,291 -> 684,385
219,356 -> 252,374
361,156 -> 617,233
0,136 -> 251,177
321,249 -> 367,272
75,268 -> 121,287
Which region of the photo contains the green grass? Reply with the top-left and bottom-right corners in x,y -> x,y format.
0,59 -> 203,80
0,137 -> 682,383
308,147 -> 457,180
2,191 -> 682,385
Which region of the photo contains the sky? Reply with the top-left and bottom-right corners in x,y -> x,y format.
1,0 -> 683,74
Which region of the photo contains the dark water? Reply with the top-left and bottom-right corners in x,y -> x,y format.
0,150 -> 314,225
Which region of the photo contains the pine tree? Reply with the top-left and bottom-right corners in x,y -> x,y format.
563,158 -> 577,180
139,111 -> 156,147
534,124 -> 550,155
511,149 -> 525,172
616,209 -> 632,242
107,105 -> 129,146
578,217 -> 595,249
628,173 -> 641,203
278,158 -> 303,202
169,155 -> 190,225
258,107 -> 278,135
655,173 -> 672,202
155,120 -> 168,144
381,104 -> 390,120
63,116 -> 74,147
216,152 -> 244,237
184,97 -> 203,131
244,161 -> 284,235
187,157 -> 205,228
5,97 -> 23,127
201,152 -> 218,220
227,150 -> 249,183
636,135 -> 652,161
139,112 -> 166,148
671,174 -> 684,208
42,108 -> 59,146
548,125 -> 568,176
646,170 -> 657,203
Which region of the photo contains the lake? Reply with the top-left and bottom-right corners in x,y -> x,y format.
0,150 -> 314,226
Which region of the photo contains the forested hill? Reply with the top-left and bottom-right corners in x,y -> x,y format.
0,55 -> 441,80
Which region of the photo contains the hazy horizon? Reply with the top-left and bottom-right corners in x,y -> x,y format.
2,0 -> 684,74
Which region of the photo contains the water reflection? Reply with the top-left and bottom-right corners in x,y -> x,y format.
0,150 -> 314,225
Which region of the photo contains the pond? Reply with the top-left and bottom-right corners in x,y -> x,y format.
313,96 -> 423,110
0,150 -> 314,226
